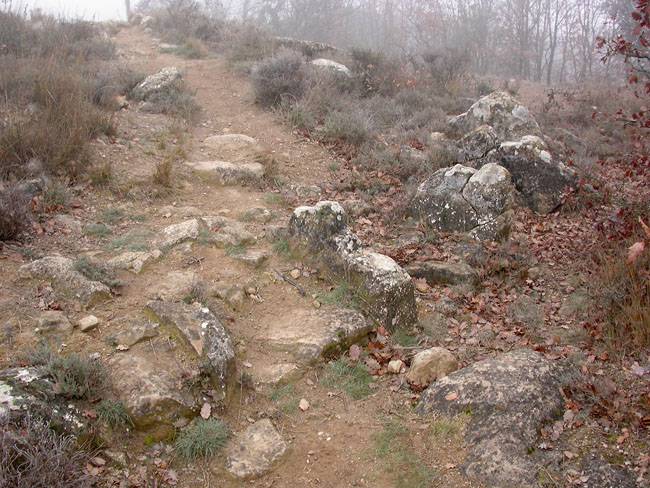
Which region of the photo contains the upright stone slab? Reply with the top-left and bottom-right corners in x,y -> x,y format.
288,201 -> 416,330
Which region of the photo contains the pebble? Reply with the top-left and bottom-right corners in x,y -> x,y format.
387,359 -> 406,374
290,269 -> 301,280
299,399 -> 310,411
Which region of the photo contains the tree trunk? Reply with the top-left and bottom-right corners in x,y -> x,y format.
125,0 -> 131,21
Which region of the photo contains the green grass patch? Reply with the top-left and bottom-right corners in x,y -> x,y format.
318,282 -> 364,309
373,419 -> 437,488
100,207 -> 125,225
272,238 -> 290,256
321,359 -> 373,400
97,399 -> 133,429
175,419 -> 229,460
270,383 -> 299,414
225,244 -> 247,256
108,229 -> 153,252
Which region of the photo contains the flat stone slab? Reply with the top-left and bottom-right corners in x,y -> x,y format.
19,256 -> 111,307
230,249 -> 269,268
145,301 -> 235,395
187,160 -> 265,184
417,349 -> 574,488
226,419 -> 288,479
202,134 -> 262,160
156,217 -> 255,250
260,307 -> 372,362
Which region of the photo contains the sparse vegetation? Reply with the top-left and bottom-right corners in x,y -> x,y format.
322,358 -> 373,400
251,50 -> 308,107
97,399 -> 133,429
0,185 -> 31,241
0,415 -> 92,488
74,256 -> 121,288
84,223 -> 112,238
174,419 -> 230,460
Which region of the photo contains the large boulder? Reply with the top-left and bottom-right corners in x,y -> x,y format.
493,136 -> 577,213
450,91 -> 542,141
289,201 -> 416,330
132,67 -> 182,101
417,349 -> 575,488
459,124 -> 500,162
411,163 -> 514,241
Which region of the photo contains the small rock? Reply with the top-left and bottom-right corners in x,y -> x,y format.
387,359 -> 406,374
225,419 -> 288,479
406,347 -> 458,387
290,269 -> 301,280
299,399 -> 310,411
36,311 -> 73,334
78,315 -> 100,332
200,402 -> 211,419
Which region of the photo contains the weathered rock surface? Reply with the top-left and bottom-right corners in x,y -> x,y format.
493,136 -> 577,213
411,163 -> 514,241
132,67 -> 182,101
110,352 -> 197,429
36,311 -> 73,334
108,250 -> 162,274
145,301 -> 235,395
580,456 -> 638,488
202,134 -> 262,160
157,218 -> 207,249
260,307 -> 372,362
156,217 -> 255,250
310,58 -> 351,77
230,249 -> 269,268
417,349 -> 574,487
19,256 -> 111,307
406,261 -> 479,286
226,419 -> 288,479
289,201 -> 416,329
148,270 -> 199,301
459,124 -> 500,162
450,91 -> 542,141
406,347 -> 458,387
187,160 -> 265,184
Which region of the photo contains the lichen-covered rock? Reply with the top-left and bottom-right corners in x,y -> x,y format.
411,163 -> 514,241
406,261 -> 478,286
344,250 -> 417,330
417,349 -> 574,488
580,456 -> 638,488
187,160 -> 265,184
406,347 -> 458,387
289,201 -> 416,329
157,218 -> 207,249
157,217 -> 255,250
36,310 -> 73,334
310,58 -> 352,77
450,91 -> 542,141
19,256 -> 111,307
225,419 -> 288,479
459,124 -> 500,162
493,136 -> 577,214
145,301 -> 235,395
132,67 -> 182,101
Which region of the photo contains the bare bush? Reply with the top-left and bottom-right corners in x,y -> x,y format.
0,185 -> 31,241
0,415 -> 92,488
251,50 -> 308,107
349,49 -> 402,97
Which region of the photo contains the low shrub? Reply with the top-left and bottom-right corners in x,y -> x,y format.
175,419 -> 230,460
0,185 -> 31,241
349,48 -> 402,97
0,415 -> 92,488
47,354 -> 108,400
251,50 -> 308,107
320,108 -> 374,147
97,400 -> 133,429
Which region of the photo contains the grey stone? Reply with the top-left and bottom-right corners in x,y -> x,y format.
241,207 -> 273,223
157,218 -> 207,249
145,301 -> 235,395
226,419 -> 288,479
406,261 -> 479,286
310,58 -> 351,77
406,347 -> 458,387
449,91 -> 542,141
417,349 -> 574,488
78,315 -> 100,332
580,456 -> 638,488
108,250 -> 162,274
148,270 -> 199,301
19,256 -> 111,307
231,249 -> 269,268
114,322 -> 159,348
202,134 -> 262,160
132,67 -> 182,101
202,216 -> 256,248
411,163 -> 514,241
459,125 -> 500,162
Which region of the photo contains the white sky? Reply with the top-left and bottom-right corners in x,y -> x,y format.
11,0 -> 127,20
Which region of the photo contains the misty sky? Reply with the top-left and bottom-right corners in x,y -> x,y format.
15,0 -> 127,20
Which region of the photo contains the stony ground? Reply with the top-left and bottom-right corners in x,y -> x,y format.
0,25 -> 648,488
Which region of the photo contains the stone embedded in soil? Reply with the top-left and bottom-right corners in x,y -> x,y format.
406,347 -> 458,387
110,352 -> 198,429
145,300 -> 235,396
417,349 -> 575,488
108,250 -> 162,274
580,455 -> 638,488
187,160 -> 265,184
202,134 -> 264,161
288,201 -> 416,330
19,256 -> 111,307
78,315 -> 100,332
148,270 -> 199,301
132,66 -> 182,101
36,311 -> 73,334
230,249 -> 270,268
406,261 -> 479,286
259,307 -> 372,363
114,321 -> 159,348
241,207 -> 273,223
202,216 -> 256,248
157,218 -> 207,249
226,419 -> 288,479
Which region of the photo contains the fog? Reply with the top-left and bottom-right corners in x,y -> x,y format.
10,0 -> 126,20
